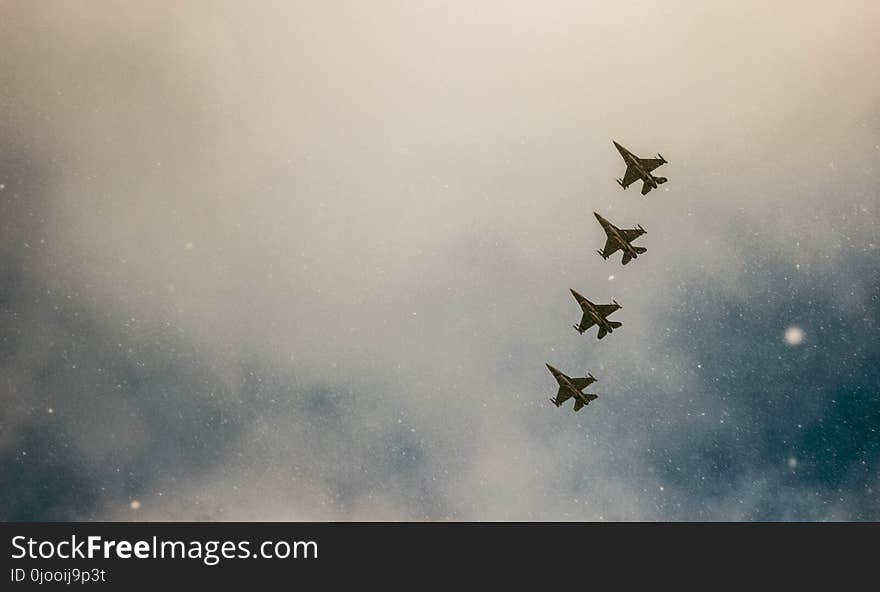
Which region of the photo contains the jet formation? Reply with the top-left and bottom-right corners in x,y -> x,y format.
547,140 -> 668,412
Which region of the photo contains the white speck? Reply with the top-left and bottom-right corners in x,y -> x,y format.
47,407 -> 54,414
0,183 -> 5,190
788,457 -> 798,469
130,500 -> 141,510
659,486 -> 665,492
608,275 -> 615,281
185,242 -> 194,250
784,326 -> 805,346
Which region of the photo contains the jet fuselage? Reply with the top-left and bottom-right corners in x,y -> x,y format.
583,301 -> 615,334
553,379 -> 587,407
606,224 -> 639,259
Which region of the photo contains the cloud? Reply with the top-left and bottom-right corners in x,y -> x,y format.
1,2 -> 878,521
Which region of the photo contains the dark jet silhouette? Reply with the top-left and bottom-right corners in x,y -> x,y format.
594,212 -> 647,265
613,140 -> 668,196
570,288 -> 622,339
546,363 -> 598,412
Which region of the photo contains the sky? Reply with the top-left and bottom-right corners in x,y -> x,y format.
1,1 -> 878,521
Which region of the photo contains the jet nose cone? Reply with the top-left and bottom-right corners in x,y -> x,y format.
545,363 -> 558,374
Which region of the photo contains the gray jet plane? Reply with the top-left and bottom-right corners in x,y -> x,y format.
594,212 -> 647,265
546,363 -> 598,412
570,288 -> 622,339
613,140 -> 668,196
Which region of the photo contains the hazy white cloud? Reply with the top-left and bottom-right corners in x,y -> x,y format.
1,1 -> 878,521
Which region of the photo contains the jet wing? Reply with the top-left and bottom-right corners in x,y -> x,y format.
600,237 -> 622,258
574,394 -> 598,411
577,313 -> 596,332
570,289 -> 591,310
595,303 -> 619,317
571,376 -> 596,390
638,157 -> 665,173
620,165 -> 641,188
555,387 -> 574,405
618,228 -> 645,243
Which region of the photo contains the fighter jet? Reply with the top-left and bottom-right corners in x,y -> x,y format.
546,363 -> 598,412
594,212 -> 647,265
570,288 -> 622,339
613,140 -> 668,196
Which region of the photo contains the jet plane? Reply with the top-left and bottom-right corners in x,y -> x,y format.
570,288 -> 622,339
546,363 -> 598,412
594,212 -> 647,265
613,140 -> 668,196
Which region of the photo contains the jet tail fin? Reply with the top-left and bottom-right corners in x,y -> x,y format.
641,182 -> 652,196
573,399 -> 585,412
622,253 -> 632,265
597,327 -> 607,339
